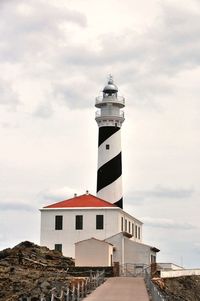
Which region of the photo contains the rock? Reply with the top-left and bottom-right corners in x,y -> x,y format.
153,275 -> 200,301
0,241 -> 74,300
40,280 -> 51,290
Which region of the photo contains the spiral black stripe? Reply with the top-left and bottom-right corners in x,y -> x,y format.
98,126 -> 120,146
114,198 -> 123,208
97,152 -> 122,192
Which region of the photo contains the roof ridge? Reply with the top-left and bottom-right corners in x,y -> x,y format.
43,193 -> 117,209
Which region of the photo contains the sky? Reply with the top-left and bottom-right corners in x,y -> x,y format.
0,0 -> 200,268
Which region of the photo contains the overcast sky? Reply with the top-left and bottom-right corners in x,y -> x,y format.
0,0 -> 200,268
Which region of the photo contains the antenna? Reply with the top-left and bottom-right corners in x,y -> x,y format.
108,74 -> 113,84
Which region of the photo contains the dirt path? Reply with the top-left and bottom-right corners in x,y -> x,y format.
84,277 -> 150,301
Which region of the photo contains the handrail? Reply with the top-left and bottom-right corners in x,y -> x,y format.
95,110 -> 124,118
144,269 -> 170,301
18,270 -> 105,301
95,95 -> 125,104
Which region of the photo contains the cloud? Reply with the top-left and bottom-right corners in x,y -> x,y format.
0,80 -> 20,109
1,0 -> 200,114
37,186 -> 83,206
193,242 -> 200,252
0,122 -> 19,129
33,102 -> 53,118
52,78 -> 97,109
0,0 -> 87,63
150,3 -> 200,73
0,202 -> 35,212
49,2 -> 200,109
126,186 -> 194,204
142,217 -> 195,230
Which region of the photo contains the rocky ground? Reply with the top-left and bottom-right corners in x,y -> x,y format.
0,241 -> 75,301
153,275 -> 200,301
2,242 -> 200,301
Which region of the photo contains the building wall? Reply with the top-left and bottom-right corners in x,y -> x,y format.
161,269 -> 200,278
75,239 -> 113,266
105,233 -> 123,265
124,238 -> 152,265
158,263 -> 183,271
40,208 -> 120,257
119,212 -> 143,242
40,207 -> 143,258
106,233 -> 157,266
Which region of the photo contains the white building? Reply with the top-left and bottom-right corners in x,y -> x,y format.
40,193 -> 143,258
105,232 -> 159,266
40,77 -> 160,267
75,238 -> 114,267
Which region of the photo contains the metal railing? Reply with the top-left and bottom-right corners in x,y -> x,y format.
95,95 -> 125,105
19,270 -> 105,301
144,269 -> 170,301
95,110 -> 124,119
119,263 -> 149,277
119,264 -> 171,301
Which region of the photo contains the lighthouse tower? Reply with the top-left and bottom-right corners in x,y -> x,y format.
95,76 -> 125,209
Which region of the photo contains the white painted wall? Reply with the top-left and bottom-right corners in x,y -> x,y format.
160,269 -> 200,278
106,233 -> 158,266
158,263 -> 183,271
40,207 -> 143,258
105,232 -> 124,264
124,238 -> 155,266
41,208 -> 119,257
75,238 -> 113,266
119,212 -> 143,242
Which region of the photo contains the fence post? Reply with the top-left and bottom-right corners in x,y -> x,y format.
60,288 -> 64,301
88,276 -> 92,293
71,284 -> 75,301
65,287 -> 69,301
82,280 -> 86,298
50,287 -> 57,301
40,293 -> 46,301
86,278 -> 89,295
77,281 -> 80,301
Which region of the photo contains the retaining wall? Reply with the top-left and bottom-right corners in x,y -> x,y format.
161,269 -> 200,278
67,266 -> 114,277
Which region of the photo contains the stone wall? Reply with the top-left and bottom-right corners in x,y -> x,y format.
68,266 -> 114,277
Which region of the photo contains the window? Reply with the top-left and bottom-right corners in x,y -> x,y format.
96,215 -> 104,229
121,217 -> 124,231
76,215 -> 83,230
138,227 -> 141,239
55,215 -> 63,230
132,223 -> 134,236
55,244 -> 62,252
135,225 -> 138,238
125,219 -> 127,232
106,144 -> 110,150
128,221 -> 131,233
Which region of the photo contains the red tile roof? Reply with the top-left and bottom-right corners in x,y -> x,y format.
44,194 -> 117,209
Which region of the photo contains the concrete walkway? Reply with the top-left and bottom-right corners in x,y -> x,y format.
84,277 -> 150,301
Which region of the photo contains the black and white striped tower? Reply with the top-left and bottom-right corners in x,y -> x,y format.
95,76 -> 125,209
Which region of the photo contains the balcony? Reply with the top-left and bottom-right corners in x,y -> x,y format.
95,110 -> 124,119
95,95 -> 125,108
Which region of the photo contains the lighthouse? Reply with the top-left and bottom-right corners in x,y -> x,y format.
40,75 -> 160,265
95,76 -> 125,208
